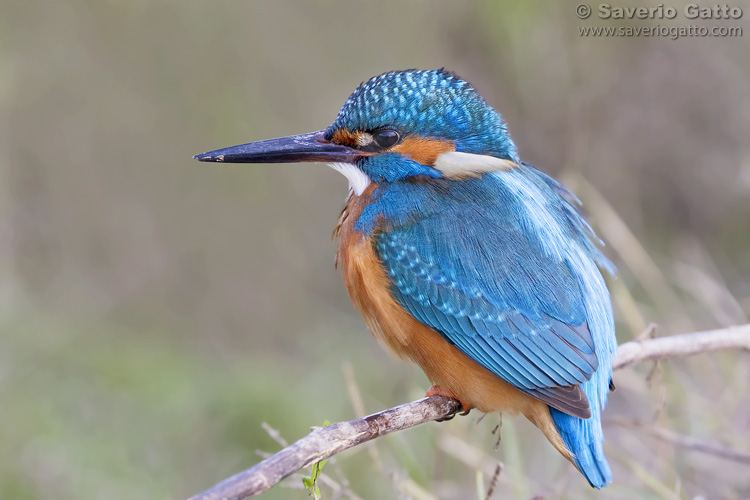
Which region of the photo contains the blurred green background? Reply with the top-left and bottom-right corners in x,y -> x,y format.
1,1 -> 749,499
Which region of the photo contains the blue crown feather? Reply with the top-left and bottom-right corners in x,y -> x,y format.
327,69 -> 519,162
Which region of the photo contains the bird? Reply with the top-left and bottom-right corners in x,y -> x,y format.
194,69 -> 617,488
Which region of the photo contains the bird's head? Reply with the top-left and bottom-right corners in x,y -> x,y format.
195,69 -> 519,194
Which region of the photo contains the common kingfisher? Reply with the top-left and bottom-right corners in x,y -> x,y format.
195,69 -> 617,488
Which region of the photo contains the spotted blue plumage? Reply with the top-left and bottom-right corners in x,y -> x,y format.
326,69 -> 518,163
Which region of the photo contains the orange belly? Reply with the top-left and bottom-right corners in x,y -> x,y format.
335,187 -> 571,462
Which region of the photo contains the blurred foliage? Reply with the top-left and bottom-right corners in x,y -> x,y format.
1,0 -> 749,499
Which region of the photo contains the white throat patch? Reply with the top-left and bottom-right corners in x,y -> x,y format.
328,162 -> 372,196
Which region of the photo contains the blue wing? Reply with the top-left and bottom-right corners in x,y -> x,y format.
370,166 -> 615,418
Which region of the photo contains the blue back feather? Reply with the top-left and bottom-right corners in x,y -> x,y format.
356,164 -> 616,487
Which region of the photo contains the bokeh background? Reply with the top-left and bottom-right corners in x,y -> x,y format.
2,1 -> 749,499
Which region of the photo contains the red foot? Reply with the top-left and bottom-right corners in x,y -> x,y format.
426,385 -> 472,416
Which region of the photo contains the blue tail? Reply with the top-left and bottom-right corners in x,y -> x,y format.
550,384 -> 612,488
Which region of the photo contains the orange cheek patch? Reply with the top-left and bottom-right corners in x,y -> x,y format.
391,136 -> 455,166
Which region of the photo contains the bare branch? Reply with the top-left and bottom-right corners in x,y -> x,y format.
188,324 -> 750,500
613,324 -> 750,370
188,396 -> 461,500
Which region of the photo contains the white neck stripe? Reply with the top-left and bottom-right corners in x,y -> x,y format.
434,151 -> 517,177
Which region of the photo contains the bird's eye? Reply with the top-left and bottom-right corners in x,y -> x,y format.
373,129 -> 400,149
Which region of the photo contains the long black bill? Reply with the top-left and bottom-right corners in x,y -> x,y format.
193,130 -> 361,164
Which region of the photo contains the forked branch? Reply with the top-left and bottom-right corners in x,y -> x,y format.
188,324 -> 750,500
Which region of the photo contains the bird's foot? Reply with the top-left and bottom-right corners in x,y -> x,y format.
426,385 -> 472,421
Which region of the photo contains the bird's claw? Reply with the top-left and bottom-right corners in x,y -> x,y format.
426,384 -> 471,421
435,405 -> 471,422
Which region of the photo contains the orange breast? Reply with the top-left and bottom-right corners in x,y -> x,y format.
334,186 -> 570,460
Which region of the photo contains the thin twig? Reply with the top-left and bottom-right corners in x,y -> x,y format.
188,324 -> 750,500
611,417 -> 750,465
484,463 -> 503,500
613,324 -> 750,370
261,422 -> 288,448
